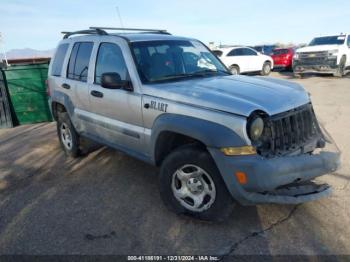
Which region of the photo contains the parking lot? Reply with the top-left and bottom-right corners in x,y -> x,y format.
0,72 -> 349,256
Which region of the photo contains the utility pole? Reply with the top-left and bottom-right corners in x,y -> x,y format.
0,32 -> 9,67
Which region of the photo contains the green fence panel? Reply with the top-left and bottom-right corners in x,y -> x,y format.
3,63 -> 52,125
0,70 -> 14,128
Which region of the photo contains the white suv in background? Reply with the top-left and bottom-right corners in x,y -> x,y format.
293,34 -> 350,77
213,46 -> 273,75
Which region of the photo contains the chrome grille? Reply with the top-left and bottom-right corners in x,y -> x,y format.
299,57 -> 326,65
299,51 -> 328,59
298,51 -> 328,65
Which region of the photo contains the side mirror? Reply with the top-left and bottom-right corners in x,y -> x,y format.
101,72 -> 133,91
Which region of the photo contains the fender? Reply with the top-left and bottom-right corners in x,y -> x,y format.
51,90 -> 75,118
150,113 -> 247,162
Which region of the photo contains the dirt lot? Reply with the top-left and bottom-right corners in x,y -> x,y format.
0,72 -> 349,257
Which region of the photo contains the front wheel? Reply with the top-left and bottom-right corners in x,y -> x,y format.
334,56 -> 346,77
261,62 -> 272,76
229,65 -> 240,75
294,72 -> 303,78
159,145 -> 236,222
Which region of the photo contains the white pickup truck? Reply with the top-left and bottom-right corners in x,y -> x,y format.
293,34 -> 350,77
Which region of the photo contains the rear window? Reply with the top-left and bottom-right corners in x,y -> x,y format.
51,43 -> 69,76
212,50 -> 223,57
253,46 -> 263,52
273,49 -> 289,55
67,42 -> 93,82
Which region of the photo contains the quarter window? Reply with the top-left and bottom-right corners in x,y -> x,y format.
95,43 -> 128,84
51,43 -> 69,76
67,42 -> 93,82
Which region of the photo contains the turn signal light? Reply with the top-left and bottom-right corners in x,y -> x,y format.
235,171 -> 247,185
220,146 -> 256,156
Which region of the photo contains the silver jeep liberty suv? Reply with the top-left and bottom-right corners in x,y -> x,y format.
48,27 -> 340,221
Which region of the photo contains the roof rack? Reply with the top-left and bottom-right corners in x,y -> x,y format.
89,27 -> 170,35
62,29 -> 108,39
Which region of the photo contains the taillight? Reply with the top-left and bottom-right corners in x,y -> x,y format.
45,79 -> 50,97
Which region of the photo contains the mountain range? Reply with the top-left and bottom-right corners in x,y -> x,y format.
0,48 -> 54,60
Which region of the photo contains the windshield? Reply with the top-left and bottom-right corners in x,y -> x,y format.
309,35 -> 345,46
131,40 -> 229,83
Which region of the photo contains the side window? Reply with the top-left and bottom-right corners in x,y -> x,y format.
67,42 -> 93,82
347,36 -> 350,47
51,43 -> 69,76
67,43 -> 79,79
95,43 -> 128,84
227,49 -> 240,56
243,48 -> 257,56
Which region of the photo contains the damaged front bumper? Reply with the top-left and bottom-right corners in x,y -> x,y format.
209,137 -> 341,206
293,58 -> 338,74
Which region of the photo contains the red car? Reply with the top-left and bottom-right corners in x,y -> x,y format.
271,47 -> 295,70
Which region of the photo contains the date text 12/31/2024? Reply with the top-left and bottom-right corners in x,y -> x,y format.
127,255 -> 220,261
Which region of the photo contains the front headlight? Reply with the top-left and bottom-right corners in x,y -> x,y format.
247,116 -> 264,142
328,49 -> 338,56
293,53 -> 299,59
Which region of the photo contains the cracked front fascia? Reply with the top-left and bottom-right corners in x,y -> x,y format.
219,204 -> 301,259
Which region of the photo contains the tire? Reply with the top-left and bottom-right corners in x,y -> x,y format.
159,145 -> 236,222
294,73 -> 303,78
260,61 -> 271,76
57,112 -> 80,158
334,56 -> 346,78
229,65 -> 240,75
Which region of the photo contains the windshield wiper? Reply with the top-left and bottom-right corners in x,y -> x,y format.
153,73 -> 204,81
151,69 -> 231,83
192,69 -> 231,75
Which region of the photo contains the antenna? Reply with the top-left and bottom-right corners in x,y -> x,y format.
116,6 -> 125,31
0,32 -> 9,67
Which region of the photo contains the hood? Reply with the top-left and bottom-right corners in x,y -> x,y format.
296,45 -> 340,53
143,75 -> 310,117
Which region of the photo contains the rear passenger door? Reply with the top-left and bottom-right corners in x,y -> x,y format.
226,48 -> 250,73
241,48 -> 260,71
65,42 -> 94,113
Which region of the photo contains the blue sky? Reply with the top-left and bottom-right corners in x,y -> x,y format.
0,0 -> 349,51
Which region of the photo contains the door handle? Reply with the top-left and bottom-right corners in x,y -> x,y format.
61,83 -> 71,89
90,90 -> 104,98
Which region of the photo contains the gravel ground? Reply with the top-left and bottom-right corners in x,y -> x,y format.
0,72 -> 349,258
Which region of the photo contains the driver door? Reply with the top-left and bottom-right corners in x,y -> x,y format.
86,40 -> 144,153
